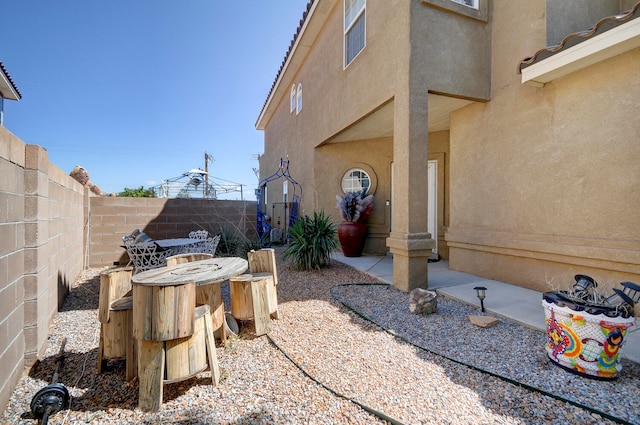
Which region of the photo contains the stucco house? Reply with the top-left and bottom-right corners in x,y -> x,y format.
256,0 -> 640,293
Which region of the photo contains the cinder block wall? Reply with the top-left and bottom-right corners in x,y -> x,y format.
0,126 -> 258,413
0,127 -> 85,414
88,195 -> 258,267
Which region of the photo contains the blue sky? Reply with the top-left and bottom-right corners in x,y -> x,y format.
1,0 -> 309,199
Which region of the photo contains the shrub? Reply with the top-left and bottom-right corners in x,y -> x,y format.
284,210 -> 338,270
215,223 -> 244,257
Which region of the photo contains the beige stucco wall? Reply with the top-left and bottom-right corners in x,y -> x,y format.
414,0 -> 491,100
259,0 -> 486,263
259,0 -> 410,254
446,0 -> 640,292
315,138 -> 393,253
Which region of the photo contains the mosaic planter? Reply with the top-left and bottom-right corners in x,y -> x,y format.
542,292 -> 635,380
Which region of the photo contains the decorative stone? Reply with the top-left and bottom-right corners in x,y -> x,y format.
409,288 -> 438,315
469,315 -> 499,328
70,165 -> 90,185
89,183 -> 105,196
70,165 -> 106,196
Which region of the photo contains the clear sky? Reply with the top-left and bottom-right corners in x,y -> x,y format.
1,0 -> 310,199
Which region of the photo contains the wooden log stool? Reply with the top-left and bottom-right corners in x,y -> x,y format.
97,266 -> 137,381
229,273 -> 274,336
165,304 -> 220,384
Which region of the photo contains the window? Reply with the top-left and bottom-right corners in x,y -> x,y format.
344,0 -> 365,66
296,83 -> 302,114
449,0 -> 477,9
341,168 -> 371,193
290,84 -> 296,113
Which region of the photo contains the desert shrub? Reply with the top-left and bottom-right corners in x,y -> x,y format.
284,210 -> 338,270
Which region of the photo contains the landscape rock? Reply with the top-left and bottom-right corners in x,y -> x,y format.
409,288 -> 438,315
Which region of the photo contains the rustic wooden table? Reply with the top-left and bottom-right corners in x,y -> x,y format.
131,257 -> 248,412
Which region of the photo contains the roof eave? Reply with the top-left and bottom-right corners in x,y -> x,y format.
0,61 -> 22,101
256,0 -> 334,130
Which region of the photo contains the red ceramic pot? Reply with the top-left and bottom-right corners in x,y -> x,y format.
338,221 -> 367,257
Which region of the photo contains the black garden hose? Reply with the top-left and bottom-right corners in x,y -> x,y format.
327,283 -> 634,425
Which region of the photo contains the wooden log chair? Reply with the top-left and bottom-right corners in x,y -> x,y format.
248,248 -> 279,319
97,266 -> 137,381
229,248 -> 279,336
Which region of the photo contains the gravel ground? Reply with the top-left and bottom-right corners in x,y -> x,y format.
1,247 -> 638,425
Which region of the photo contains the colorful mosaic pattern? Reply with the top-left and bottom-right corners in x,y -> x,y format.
543,300 -> 635,380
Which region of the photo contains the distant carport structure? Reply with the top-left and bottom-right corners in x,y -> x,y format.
0,61 -> 22,126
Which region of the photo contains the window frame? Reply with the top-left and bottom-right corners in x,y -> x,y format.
344,0 -> 366,68
340,167 -> 374,195
290,84 -> 296,113
296,83 -> 302,114
449,0 -> 478,9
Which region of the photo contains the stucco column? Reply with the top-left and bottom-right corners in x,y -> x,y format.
386,88 -> 435,292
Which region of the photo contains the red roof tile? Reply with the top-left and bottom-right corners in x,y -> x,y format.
256,0 -> 315,126
519,1 -> 640,73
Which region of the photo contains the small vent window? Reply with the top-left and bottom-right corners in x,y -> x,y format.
290,85 -> 296,113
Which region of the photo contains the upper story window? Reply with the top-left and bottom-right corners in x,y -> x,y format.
344,0 -> 366,67
449,0 -> 477,9
290,85 -> 296,113
296,83 -> 302,114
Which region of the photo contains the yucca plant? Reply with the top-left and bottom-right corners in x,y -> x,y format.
284,210 -> 338,270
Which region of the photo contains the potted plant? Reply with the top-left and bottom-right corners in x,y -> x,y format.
335,189 -> 373,257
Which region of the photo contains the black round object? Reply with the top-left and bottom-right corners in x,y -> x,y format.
30,383 -> 70,419
542,291 -> 624,317
574,274 -> 597,287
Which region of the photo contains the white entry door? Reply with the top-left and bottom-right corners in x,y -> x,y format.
428,160 -> 438,255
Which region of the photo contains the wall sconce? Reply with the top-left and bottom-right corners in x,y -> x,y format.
474,286 -> 487,312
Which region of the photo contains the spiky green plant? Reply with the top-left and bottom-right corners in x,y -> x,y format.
284,210 -> 338,270
215,223 -> 244,257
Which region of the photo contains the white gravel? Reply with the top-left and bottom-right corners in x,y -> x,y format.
1,248 -> 638,425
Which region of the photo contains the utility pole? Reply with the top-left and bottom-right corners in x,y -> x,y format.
204,152 -> 214,198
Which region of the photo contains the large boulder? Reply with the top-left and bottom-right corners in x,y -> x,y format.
70,165 -> 106,196
70,165 -> 90,185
